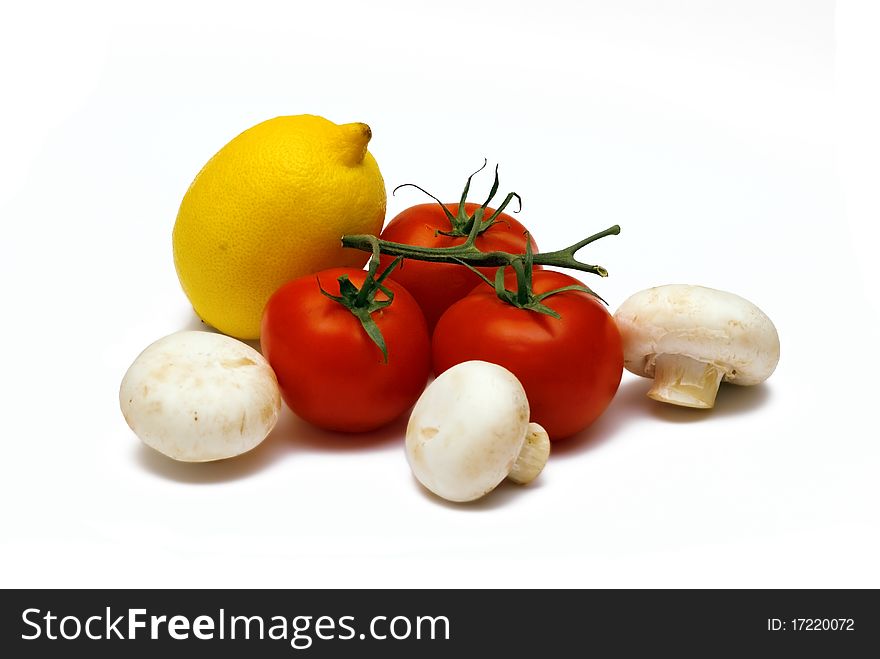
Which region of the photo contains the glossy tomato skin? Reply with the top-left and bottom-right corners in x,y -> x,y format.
432,271 -> 623,440
261,268 -> 430,433
379,202 -> 538,329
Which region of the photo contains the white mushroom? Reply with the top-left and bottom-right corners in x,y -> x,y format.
405,360 -> 550,503
119,331 -> 281,461
614,285 -> 780,409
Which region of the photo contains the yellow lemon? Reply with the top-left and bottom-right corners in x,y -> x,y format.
172,115 -> 386,339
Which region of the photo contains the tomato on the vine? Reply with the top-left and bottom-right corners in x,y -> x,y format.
261,266 -> 430,433
432,270 -> 623,440
379,166 -> 538,329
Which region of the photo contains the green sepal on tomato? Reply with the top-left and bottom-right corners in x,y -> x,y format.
261,266 -> 431,433
432,269 -> 624,440
379,164 -> 538,329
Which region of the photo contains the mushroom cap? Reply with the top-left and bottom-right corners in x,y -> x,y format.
405,361 -> 530,502
119,331 -> 281,461
613,284 -> 780,385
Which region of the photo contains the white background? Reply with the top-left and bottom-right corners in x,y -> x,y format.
1,0 -> 878,588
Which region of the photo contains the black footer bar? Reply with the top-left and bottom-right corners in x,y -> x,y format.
1,589 -> 876,656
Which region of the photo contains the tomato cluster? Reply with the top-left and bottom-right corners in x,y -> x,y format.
261,177 -> 623,439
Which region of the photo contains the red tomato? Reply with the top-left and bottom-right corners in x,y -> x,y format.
261,268 -> 430,433
432,270 -> 623,440
379,202 -> 538,329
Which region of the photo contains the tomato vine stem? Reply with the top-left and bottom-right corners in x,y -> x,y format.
392,159 -> 522,239
342,162 -> 620,321
340,223 -> 620,278
341,222 -> 619,318
317,240 -> 402,363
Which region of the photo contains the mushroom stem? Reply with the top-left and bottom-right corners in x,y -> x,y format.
647,354 -> 725,409
508,423 -> 551,485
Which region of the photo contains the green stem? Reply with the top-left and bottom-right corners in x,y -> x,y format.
533,224 -> 620,277
340,224 -> 620,278
318,241 -> 402,363
393,160 -> 522,239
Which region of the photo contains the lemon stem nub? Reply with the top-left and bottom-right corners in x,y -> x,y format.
338,122 -> 372,165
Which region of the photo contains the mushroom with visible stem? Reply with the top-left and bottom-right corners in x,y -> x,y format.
613,285 -> 780,409
405,360 -> 550,503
